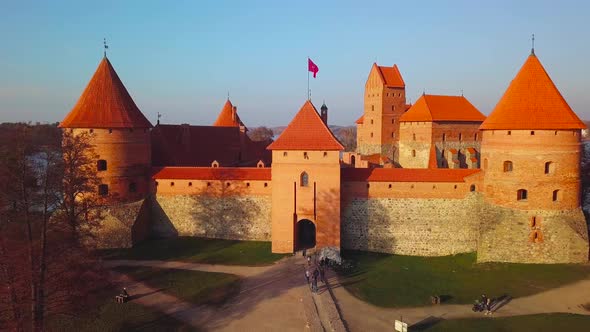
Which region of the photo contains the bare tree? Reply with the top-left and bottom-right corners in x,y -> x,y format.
336,127 -> 357,152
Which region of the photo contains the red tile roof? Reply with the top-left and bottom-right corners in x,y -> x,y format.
374,63 -> 405,88
152,167 -> 271,180
355,115 -> 364,124
151,124 -> 271,167
400,95 -> 485,122
60,57 -> 152,128
213,99 -> 243,127
342,168 -> 480,182
481,54 -> 585,130
267,100 -> 344,151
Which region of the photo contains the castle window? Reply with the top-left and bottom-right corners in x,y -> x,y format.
503,161 -> 513,172
507,131 -> 511,135
303,152 -> 309,159
391,118 -> 395,124
89,129 -> 94,134
530,131 -> 535,135
323,152 -> 328,157
351,155 -> 356,167
367,183 -> 370,188
552,190 -> 560,202
470,184 -> 476,192
459,133 -> 462,141
370,132 -> 373,138
188,182 -> 193,187
474,133 -> 478,140
207,182 -> 211,187
371,105 -> 374,111
391,132 -> 394,138
386,93 -> 389,96
483,158 -> 488,169
246,182 -> 250,187
300,172 -> 309,187
530,216 -> 537,228
517,189 -> 528,201
97,160 -> 107,171
129,182 -> 137,193
442,133 -> 446,141
412,150 -> 416,157
283,152 -> 288,157
170,182 -> 175,187
544,162 -> 554,174
371,119 -> 374,124
388,184 -> 392,189
98,184 -> 108,196
413,133 -> 416,141
226,182 -> 231,187
109,129 -> 113,134
454,185 -> 458,189
155,181 -> 159,186
264,182 -> 268,187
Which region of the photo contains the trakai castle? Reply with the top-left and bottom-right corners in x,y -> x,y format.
59,48 -> 589,264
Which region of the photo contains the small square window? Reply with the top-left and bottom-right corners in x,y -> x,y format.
283,152 -> 288,157
188,182 -> 193,187
323,152 -> 328,157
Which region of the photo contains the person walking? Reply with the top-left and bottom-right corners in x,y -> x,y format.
305,269 -> 310,284
485,297 -> 493,315
312,274 -> 318,293
319,265 -> 325,283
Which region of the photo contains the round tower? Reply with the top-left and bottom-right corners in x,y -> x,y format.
480,53 -> 585,211
59,56 -> 152,202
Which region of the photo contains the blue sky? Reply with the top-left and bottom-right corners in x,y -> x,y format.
1,0 -> 589,126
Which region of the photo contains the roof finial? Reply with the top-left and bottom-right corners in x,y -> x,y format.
461,89 -> 464,97
422,88 -> 426,96
157,112 -> 161,125
227,91 -> 230,100
531,33 -> 535,55
103,38 -> 109,57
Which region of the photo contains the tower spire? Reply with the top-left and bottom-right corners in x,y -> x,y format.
531,33 -> 535,55
103,38 -> 109,57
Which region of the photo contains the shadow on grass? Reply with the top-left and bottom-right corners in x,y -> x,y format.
410,316 -> 444,331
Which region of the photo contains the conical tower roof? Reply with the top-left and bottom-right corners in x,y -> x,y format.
267,100 -> 344,151
60,57 -> 152,128
213,99 -> 243,127
480,54 -> 585,130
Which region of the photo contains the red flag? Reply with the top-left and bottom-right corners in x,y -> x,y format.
308,58 -> 319,78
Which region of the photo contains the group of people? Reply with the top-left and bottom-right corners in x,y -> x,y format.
303,250 -> 327,293
479,294 -> 493,315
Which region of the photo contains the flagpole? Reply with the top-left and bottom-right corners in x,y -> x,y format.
307,57 -> 310,100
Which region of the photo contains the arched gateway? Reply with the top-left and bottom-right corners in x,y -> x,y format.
296,219 -> 316,249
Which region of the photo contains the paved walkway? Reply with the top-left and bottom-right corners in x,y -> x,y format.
108,257 -> 590,332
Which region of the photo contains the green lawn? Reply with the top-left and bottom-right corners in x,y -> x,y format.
338,251 -> 590,307
102,237 -> 287,266
48,290 -> 196,332
113,266 -> 241,306
416,313 -> 590,332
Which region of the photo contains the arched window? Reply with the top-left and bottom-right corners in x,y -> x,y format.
545,162 -> 554,174
371,105 -> 374,111
351,155 -> 356,167
370,132 -> 373,138
413,133 -> 416,141
503,161 -> 513,172
474,133 -> 478,140
517,189 -> 528,201
470,184 -> 476,192
412,150 -> 416,157
459,133 -> 462,141
552,190 -> 560,202
97,160 -> 107,171
370,119 -> 374,124
300,172 -> 309,187
442,133 -> 446,141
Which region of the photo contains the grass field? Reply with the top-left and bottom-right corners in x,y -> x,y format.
102,237 -> 287,266
48,290 -> 196,332
113,266 -> 241,306
338,251 -> 590,307
415,313 -> 590,331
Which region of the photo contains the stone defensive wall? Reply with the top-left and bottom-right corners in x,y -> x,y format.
150,167 -> 273,241
340,168 -> 484,256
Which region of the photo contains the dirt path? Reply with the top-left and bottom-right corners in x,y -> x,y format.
329,270 -> 590,331
106,259 -> 274,277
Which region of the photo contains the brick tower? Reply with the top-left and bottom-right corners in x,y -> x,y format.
59,56 -> 153,202
267,100 -> 344,253
478,51 -> 588,263
356,63 -> 407,161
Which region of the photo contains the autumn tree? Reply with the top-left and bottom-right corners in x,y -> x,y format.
0,126 -> 107,331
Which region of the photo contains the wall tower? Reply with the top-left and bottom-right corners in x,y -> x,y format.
60,56 -> 153,202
